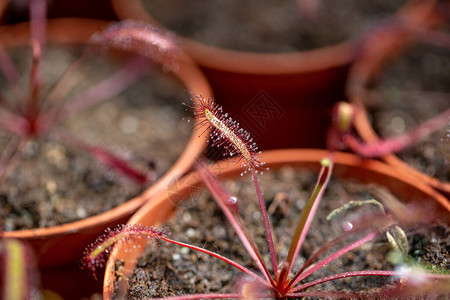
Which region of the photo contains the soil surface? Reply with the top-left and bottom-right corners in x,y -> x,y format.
120,166 -> 448,298
0,45 -> 192,230
366,42 -> 450,182
143,0 -> 404,52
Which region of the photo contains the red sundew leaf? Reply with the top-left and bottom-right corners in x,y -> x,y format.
187,95 -> 264,174
81,224 -> 167,276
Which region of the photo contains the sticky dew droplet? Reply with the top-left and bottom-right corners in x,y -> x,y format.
342,221 -> 353,231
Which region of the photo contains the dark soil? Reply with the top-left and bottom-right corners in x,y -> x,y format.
365,42 -> 450,182
143,0 -> 404,52
409,222 -> 449,270
0,45 -> 192,230
121,166 -> 448,298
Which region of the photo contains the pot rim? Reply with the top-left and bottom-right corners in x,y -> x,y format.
103,148 -> 449,298
110,0 -> 359,75
110,0 -> 437,76
131,149 -> 450,226
1,18 -> 212,240
351,95 -> 450,194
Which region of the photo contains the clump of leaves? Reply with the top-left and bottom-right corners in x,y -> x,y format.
84,96 -> 449,298
335,20 -> 450,159
0,0 -> 181,186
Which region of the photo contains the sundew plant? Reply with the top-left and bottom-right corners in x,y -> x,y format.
84,96 -> 449,299
0,0 -> 179,186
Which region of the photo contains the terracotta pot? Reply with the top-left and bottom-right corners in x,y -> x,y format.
351,102 -> 450,197
102,148 -> 449,298
110,0 -> 439,151
1,18 -> 212,269
0,0 -> 117,24
346,2 -> 449,195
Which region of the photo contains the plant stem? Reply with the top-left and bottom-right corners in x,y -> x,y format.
345,108 -> 450,158
153,294 -> 242,300
161,236 -> 269,287
286,290 -> 362,299
52,128 -> 151,185
289,231 -> 378,290
28,0 -> 47,123
43,56 -> 149,129
291,270 -> 398,293
42,51 -> 93,112
297,212 -> 391,275
195,161 -> 275,286
28,40 -> 42,123
29,0 -> 47,49
154,292 -> 278,300
251,170 -> 278,278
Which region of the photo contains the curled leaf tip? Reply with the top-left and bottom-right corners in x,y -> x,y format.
90,20 -> 179,70
81,224 -> 166,276
335,101 -> 355,132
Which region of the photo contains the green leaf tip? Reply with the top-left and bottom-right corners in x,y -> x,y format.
0,238 -> 40,300
337,101 -> 354,132
320,158 -> 331,167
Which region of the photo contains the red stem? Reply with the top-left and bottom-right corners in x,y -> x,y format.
288,270 -> 398,294
42,57 -> 149,129
153,294 -> 242,300
297,232 -> 352,275
28,0 -> 47,120
195,161 -> 275,287
160,235 -> 269,287
285,291 -> 360,299
297,212 -> 392,275
345,108 -> 450,158
286,290 -> 364,299
27,40 -> 41,121
52,128 -> 151,185
41,51 -> 93,113
251,171 -> 278,278
288,231 -> 379,291
154,293 -> 279,300
29,0 -> 47,49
